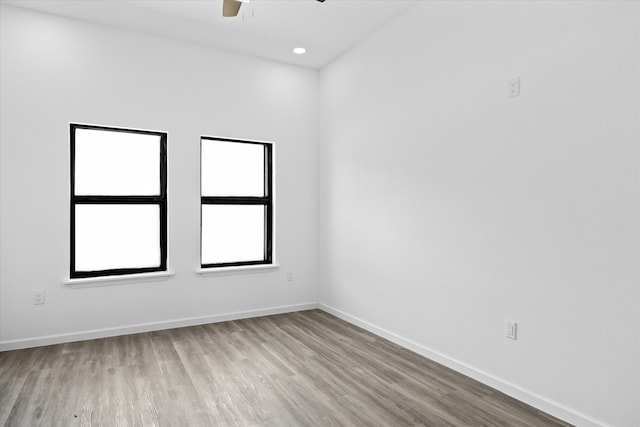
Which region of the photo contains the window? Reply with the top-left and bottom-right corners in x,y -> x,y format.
200,137 -> 273,268
70,124 -> 167,278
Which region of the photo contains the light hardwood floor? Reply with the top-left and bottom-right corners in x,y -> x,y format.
0,309 -> 572,426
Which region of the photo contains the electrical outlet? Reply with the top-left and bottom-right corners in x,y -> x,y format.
507,76 -> 520,98
505,320 -> 517,340
33,290 -> 46,305
286,272 -> 294,282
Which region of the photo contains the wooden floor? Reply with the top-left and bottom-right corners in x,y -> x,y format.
0,310 -> 572,427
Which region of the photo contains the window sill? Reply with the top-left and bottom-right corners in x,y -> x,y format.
196,264 -> 279,277
63,270 -> 175,288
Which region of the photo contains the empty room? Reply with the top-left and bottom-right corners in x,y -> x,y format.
0,0 -> 638,426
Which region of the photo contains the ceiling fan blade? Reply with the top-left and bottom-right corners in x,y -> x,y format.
222,0 -> 242,17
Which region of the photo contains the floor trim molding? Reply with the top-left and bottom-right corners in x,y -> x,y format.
0,302 -> 319,351
318,303 -> 608,427
0,301 -> 610,427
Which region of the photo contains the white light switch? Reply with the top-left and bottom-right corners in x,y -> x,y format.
508,76 -> 520,98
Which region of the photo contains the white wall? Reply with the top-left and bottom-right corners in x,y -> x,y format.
2,2 -> 639,426
0,5 -> 318,345
319,1 -> 639,426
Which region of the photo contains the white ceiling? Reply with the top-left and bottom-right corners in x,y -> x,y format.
1,0 -> 418,69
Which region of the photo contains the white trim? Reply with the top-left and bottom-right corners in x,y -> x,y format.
63,270 -> 175,288
0,302 -> 318,351
1,300 -> 606,426
318,303 -> 609,427
196,263 -> 279,277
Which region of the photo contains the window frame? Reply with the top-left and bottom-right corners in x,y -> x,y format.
200,136 -> 273,269
70,123 -> 168,279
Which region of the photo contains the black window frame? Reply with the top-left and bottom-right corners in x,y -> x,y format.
200,136 -> 273,269
70,123 -> 168,279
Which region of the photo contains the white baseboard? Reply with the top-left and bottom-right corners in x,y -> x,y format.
318,303 -> 608,427
0,302 -> 319,351
0,301 -> 610,427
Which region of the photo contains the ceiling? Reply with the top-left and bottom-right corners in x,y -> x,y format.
1,0 -> 418,69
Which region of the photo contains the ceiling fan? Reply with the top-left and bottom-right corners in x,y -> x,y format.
223,0 -> 325,17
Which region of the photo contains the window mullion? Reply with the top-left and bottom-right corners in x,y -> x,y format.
201,196 -> 268,205
73,195 -> 164,204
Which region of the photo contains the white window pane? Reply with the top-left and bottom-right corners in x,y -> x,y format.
202,205 -> 265,264
201,140 -> 264,197
75,204 -> 160,271
75,128 -> 161,195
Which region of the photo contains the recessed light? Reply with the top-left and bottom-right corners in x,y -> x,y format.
293,47 -> 307,55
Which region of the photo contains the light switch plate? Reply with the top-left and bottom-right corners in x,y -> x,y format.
508,76 -> 520,98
